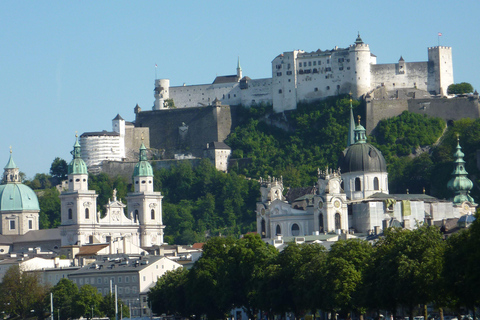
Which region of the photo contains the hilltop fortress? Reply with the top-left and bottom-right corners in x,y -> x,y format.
153,33 -> 454,113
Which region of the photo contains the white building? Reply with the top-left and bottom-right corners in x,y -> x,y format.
80,114 -> 150,170
68,255 -> 181,317
154,34 -> 453,113
257,101 -> 476,240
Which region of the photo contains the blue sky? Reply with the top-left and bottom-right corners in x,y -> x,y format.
1,1 -> 479,178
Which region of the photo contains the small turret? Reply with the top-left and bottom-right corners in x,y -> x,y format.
237,57 -> 242,80
354,32 -> 364,45
3,148 -> 20,183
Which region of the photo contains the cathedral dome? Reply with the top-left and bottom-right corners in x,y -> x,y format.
339,143 -> 387,174
0,183 -> 40,211
68,135 -> 88,175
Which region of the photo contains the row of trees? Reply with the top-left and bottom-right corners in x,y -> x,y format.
149,222 -> 480,320
0,269 -> 128,320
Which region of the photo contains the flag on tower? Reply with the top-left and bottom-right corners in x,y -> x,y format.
155,64 -> 157,68
438,32 -> 442,36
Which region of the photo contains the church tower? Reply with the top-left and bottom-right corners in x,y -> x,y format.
447,136 -> 476,210
126,142 -> 164,247
60,135 -> 98,246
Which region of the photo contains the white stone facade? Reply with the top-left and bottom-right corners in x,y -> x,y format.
154,35 -> 453,113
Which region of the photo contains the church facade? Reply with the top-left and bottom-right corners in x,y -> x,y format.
257,100 -> 476,239
60,136 -> 165,249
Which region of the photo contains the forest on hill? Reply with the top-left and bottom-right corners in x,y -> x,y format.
30,95 -> 480,244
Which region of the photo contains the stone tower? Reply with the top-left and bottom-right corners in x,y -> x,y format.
126,142 -> 165,247
427,46 -> 454,96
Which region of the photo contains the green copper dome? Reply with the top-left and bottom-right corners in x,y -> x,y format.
4,152 -> 17,169
447,137 -> 475,204
133,143 -> 153,177
68,135 -> 88,175
0,183 -> 40,211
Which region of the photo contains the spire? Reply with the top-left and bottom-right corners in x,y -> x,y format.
68,134 -> 88,175
347,94 -> 355,146
354,115 -> 367,144
237,56 -> 242,79
447,135 -> 475,204
4,147 -> 17,169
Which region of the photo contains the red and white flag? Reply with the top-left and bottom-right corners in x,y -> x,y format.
438,32 -> 442,36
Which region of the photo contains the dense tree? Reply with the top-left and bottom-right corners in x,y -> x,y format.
447,82 -> 474,95
49,157 -> 68,181
323,239 -> 373,319
149,268 -> 190,317
367,226 -> 445,320
0,266 -> 49,319
72,284 -> 104,319
49,278 -> 79,320
38,187 -> 61,229
99,293 -> 129,320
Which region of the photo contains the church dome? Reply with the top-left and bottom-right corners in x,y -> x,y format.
339,115 -> 387,174
339,143 -> 387,174
0,183 -> 40,211
68,135 -> 88,175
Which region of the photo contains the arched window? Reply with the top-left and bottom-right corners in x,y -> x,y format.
355,178 -> 362,191
151,209 -> 155,220
319,213 -> 324,232
68,208 -> 72,220
374,177 -> 379,190
85,208 -> 89,219
134,210 -> 139,223
291,223 -> 300,236
261,219 -> 266,238
276,225 -> 281,236
335,213 -> 341,230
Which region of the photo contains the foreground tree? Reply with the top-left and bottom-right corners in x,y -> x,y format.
50,157 -> 68,181
367,226 -> 445,319
50,278 -> 79,320
323,239 -> 373,319
72,284 -> 104,319
0,266 -> 49,319
149,268 -> 190,317
447,82 -> 474,95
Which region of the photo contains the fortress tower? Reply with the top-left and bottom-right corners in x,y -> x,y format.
153,79 -> 170,110
427,46 -> 454,96
349,33 -> 372,98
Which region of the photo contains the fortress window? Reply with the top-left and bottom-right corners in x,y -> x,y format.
288,79 -> 291,82
279,89 -> 283,94
318,61 -> 321,65
286,71 -> 292,75
347,67 -> 350,70
304,62 -> 307,67
287,63 -> 291,69
151,209 -> 155,220
337,85 -> 340,90
339,67 -> 343,71
299,63 -> 302,67
327,59 -> 330,64
228,94 -> 231,99
308,61 -> 312,66
85,208 -> 89,219
277,72 -> 282,76
313,61 -> 316,66
9,220 -> 15,230
68,208 -> 72,220
357,57 -> 359,60
314,87 -> 318,92
326,86 -> 330,90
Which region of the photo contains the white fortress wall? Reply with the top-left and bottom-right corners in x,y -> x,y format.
371,61 -> 429,91
80,134 -> 124,167
240,78 -> 272,106
169,82 -> 242,108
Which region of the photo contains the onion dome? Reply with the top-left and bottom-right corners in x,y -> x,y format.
68,134 -> 88,175
133,142 -> 153,177
355,32 -> 364,45
0,150 -> 40,211
338,116 -> 387,173
447,136 -> 475,204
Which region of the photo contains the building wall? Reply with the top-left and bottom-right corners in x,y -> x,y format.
371,61 -> 429,91
80,135 -> 124,167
